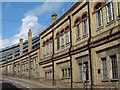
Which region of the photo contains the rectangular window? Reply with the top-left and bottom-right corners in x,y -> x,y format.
57,35 -> 60,50
106,1 -> 114,22
79,63 -> 83,81
84,62 -> 89,81
45,71 -> 52,79
62,68 -> 71,78
110,55 -> 118,79
62,69 -> 64,77
102,57 -> 108,80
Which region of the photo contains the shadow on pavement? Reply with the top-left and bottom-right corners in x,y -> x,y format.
2,82 -> 25,90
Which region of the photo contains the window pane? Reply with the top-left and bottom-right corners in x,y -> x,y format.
79,63 -> 83,81
61,32 -> 64,47
96,4 -> 103,28
110,55 -> 118,79
57,36 -> 60,50
75,20 -> 80,40
66,29 -> 70,44
82,15 -> 87,36
102,57 -> 108,80
118,0 -> 120,15
84,62 -> 89,80
106,1 -> 114,22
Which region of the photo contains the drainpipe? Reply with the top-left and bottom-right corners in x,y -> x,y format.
87,1 -> 93,89
52,29 -> 55,85
68,15 -> 73,89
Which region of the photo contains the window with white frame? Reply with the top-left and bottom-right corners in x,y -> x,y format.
75,19 -> 80,40
61,30 -> 64,47
82,14 -> 88,36
57,33 -> 60,50
96,3 -> 103,28
101,57 -> 108,80
106,0 -> 114,22
110,55 -> 118,79
66,27 -> 70,45
118,0 -> 120,16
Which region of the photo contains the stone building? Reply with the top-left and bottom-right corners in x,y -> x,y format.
0,0 -> 120,89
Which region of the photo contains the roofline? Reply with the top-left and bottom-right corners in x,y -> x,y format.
40,2 -> 81,36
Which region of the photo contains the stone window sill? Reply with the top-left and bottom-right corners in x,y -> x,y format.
96,26 -> 104,31
76,37 -> 81,42
106,20 -> 115,27
82,34 -> 88,39
110,79 -> 118,82
117,15 -> 120,21
101,79 -> 109,82
62,77 -> 71,79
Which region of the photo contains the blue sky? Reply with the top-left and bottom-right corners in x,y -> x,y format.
1,1 -> 75,49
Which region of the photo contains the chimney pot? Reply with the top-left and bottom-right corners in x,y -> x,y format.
52,12 -> 57,23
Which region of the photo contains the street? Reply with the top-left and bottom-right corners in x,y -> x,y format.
0,76 -> 59,90
0,79 -> 29,90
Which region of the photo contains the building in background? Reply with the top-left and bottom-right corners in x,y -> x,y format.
0,1 -> 120,89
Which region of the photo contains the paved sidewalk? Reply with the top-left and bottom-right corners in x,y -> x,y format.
2,76 -> 61,89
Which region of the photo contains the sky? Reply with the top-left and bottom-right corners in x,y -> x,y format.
1,1 -> 76,49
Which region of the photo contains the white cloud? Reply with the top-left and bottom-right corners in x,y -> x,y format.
26,2 -> 62,16
1,2 -> 63,49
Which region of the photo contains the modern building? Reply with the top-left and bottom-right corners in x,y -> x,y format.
0,1 -> 120,89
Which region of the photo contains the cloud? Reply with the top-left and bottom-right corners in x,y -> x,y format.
1,2 -> 63,49
26,2 -> 62,16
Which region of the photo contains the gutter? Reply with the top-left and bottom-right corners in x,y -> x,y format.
52,28 -> 55,85
87,1 -> 93,89
68,15 -> 73,89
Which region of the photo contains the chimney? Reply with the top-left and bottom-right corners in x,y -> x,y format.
19,38 -> 23,56
28,29 -> 32,52
52,12 -> 57,23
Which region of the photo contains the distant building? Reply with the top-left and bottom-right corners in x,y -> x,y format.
0,1 -> 120,89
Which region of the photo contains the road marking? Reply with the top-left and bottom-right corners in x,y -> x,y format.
26,87 -> 30,88
15,82 -> 19,84
22,84 -> 25,87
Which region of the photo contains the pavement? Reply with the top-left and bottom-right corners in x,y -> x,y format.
1,76 -> 61,90
0,79 -> 29,90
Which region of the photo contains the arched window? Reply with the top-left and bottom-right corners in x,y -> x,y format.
106,0 -> 114,22
61,30 -> 64,47
46,39 -> 49,55
56,33 -> 60,50
82,14 -> 88,36
95,3 -> 103,28
66,26 -> 70,45
75,19 -> 80,40
49,37 -> 53,53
